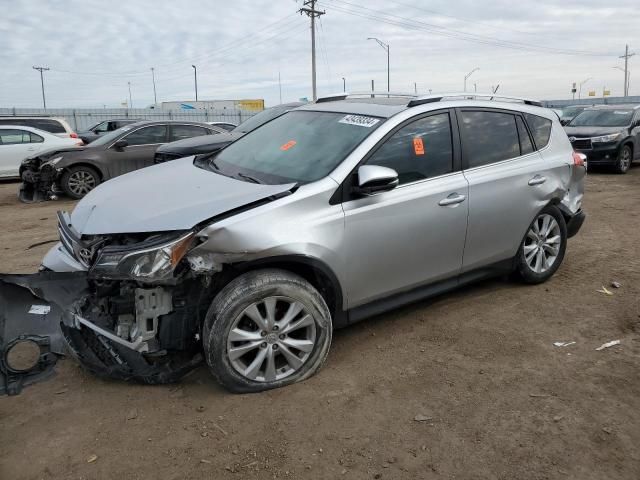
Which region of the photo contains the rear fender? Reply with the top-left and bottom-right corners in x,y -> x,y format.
0,272 -> 88,395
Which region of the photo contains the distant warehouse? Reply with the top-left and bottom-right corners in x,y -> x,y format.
159,99 -> 265,112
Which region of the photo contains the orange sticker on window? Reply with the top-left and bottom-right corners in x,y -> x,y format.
413,137 -> 425,155
280,140 -> 297,151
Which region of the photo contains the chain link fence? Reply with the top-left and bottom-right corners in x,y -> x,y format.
0,108 -> 257,131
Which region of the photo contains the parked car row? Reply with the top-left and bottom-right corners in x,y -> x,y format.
0,92 -> 586,395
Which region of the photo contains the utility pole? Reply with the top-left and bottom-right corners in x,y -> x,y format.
414,82 -> 417,94
299,0 -> 325,102
620,45 -> 635,97
127,82 -> 132,108
151,67 -> 157,105
371,79 -> 375,97
192,65 -> 198,101
367,37 -> 390,92
32,66 -> 50,109
342,77 -> 346,92
464,67 -> 479,92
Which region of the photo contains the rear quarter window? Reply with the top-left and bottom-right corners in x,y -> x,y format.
524,113 -> 552,150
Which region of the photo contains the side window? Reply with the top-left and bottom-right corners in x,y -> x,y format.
365,113 -> 453,184
30,132 -> 44,143
523,113 -> 552,150
460,111 -> 520,168
516,117 -> 534,155
0,129 -> 31,145
93,121 -> 110,133
31,119 -> 66,134
170,125 -> 209,142
123,125 -> 168,146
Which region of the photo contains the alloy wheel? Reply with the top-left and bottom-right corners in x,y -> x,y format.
226,296 -> 317,382
619,147 -> 631,172
523,213 -> 561,274
67,170 -> 97,196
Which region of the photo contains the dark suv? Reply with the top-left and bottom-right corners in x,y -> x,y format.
564,104 -> 640,173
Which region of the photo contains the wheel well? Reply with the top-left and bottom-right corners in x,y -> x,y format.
63,162 -> 104,181
622,141 -> 633,156
547,198 -> 572,225
229,257 -> 345,326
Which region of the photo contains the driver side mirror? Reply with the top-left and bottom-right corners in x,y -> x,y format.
112,139 -> 128,150
352,165 -> 399,196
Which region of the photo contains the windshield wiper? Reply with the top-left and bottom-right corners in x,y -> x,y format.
236,172 -> 262,184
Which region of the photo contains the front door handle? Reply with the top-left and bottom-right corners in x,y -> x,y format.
528,175 -> 547,186
439,193 -> 466,206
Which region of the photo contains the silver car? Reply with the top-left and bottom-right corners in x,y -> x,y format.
0,93 -> 586,395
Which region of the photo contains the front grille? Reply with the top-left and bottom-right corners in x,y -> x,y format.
154,152 -> 183,164
570,138 -> 592,150
57,211 -> 103,267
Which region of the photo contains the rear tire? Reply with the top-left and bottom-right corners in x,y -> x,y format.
203,269 -> 332,393
515,205 -> 567,284
60,165 -> 101,199
614,145 -> 632,174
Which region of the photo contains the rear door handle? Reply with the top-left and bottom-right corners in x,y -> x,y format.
438,193 -> 466,206
528,175 -> 547,186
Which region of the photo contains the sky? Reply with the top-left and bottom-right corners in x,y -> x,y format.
0,0 -> 638,108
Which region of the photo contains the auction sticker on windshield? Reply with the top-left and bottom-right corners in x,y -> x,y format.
338,115 -> 380,128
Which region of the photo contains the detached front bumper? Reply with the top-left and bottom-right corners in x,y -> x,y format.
0,272 -> 88,395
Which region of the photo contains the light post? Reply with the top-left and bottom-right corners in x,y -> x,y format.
367,37 -> 390,92
151,67 -> 157,105
464,67 -> 479,92
342,77 -> 346,92
578,77 -> 592,99
192,65 -> 198,102
127,82 -> 132,108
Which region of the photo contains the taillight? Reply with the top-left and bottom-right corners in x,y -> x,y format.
572,152 -> 586,167
70,132 -> 78,138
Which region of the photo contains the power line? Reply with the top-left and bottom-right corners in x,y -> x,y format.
319,0 -> 617,57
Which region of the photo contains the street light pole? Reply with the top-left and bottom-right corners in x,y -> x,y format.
151,67 -> 157,105
342,77 -> 346,92
578,77 -> 592,99
367,37 -> 390,92
127,82 -> 132,108
464,67 -> 479,92
32,66 -> 50,109
192,65 -> 198,102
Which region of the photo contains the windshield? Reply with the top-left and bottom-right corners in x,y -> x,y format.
89,124 -> 136,146
232,106 -> 292,134
561,106 -> 586,118
205,110 -> 383,184
568,109 -> 634,127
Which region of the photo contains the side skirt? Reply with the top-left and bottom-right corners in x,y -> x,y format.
346,259 -> 514,325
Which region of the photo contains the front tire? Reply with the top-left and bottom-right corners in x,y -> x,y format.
515,205 -> 567,284
614,145 -> 632,174
60,165 -> 101,199
203,269 -> 333,393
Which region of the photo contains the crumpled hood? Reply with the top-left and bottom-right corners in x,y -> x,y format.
69,157 -> 295,235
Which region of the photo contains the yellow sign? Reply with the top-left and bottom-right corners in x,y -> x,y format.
588,91 -> 596,97
603,90 -> 611,96
237,99 -> 265,112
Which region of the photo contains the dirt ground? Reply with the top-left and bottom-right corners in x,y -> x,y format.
0,168 -> 639,480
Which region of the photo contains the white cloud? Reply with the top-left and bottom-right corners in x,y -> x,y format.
0,0 -> 637,108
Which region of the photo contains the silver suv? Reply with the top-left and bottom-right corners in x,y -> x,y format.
0,93 -> 586,395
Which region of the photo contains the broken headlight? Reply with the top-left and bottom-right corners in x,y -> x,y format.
91,232 -> 194,281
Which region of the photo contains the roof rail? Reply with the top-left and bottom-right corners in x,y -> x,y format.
316,91 -> 418,103
407,93 -> 543,108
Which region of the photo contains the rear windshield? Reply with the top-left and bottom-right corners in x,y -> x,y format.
569,109 -> 634,127
208,110 -> 383,184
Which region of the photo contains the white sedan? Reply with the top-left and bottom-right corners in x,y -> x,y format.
0,126 -> 81,178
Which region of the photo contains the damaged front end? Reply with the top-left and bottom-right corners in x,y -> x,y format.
1,214 -> 222,395
19,152 -> 66,203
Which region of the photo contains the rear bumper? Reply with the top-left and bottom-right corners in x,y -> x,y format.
566,209 -> 586,238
